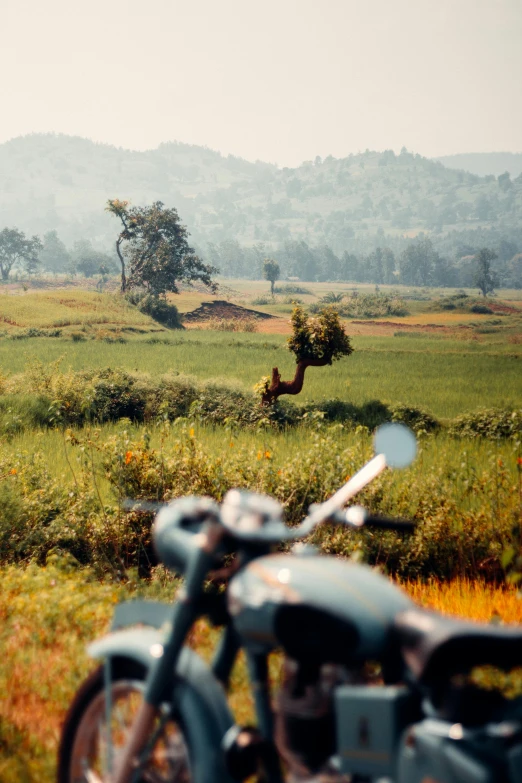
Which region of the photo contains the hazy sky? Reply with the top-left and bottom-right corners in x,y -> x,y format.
2,0 -> 521,166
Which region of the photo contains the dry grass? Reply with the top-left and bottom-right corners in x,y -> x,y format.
402,578 -> 522,623
0,291 -> 153,331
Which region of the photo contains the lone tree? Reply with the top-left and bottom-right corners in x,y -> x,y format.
263,257 -> 280,296
474,248 -> 499,297
259,306 -> 353,404
0,227 -> 42,281
106,199 -> 217,295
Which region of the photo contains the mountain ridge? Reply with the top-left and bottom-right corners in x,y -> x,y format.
0,134 -> 521,258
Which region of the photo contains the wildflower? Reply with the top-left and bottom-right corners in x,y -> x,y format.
264,450 -> 271,459
517,457 -> 522,468
124,451 -> 133,465
189,427 -> 195,438
498,459 -> 503,468
229,441 -> 234,448
9,468 -> 17,475
257,450 -> 262,460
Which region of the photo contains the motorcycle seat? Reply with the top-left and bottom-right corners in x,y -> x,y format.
393,608 -> 522,685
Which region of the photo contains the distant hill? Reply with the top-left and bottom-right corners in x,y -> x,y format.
1,134 -> 521,259
435,152 -> 522,179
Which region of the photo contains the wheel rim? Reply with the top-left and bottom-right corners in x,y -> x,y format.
69,678 -> 191,783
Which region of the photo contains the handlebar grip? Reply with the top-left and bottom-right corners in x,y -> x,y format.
363,514 -> 415,532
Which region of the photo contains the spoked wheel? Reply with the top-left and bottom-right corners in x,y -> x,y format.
58,660 -> 191,783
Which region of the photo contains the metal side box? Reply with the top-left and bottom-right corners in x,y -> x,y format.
335,685 -> 414,777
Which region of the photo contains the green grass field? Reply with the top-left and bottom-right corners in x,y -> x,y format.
1,330 -> 520,418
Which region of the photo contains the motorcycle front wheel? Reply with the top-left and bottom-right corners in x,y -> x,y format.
57,659 -> 191,783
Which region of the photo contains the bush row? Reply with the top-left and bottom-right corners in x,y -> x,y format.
0,427 -> 520,582
309,293 -> 408,319
0,365 -> 520,441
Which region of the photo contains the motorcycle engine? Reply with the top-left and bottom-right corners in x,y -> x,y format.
275,658 -> 350,782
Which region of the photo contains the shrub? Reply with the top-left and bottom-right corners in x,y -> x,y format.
390,403 -> 440,434
126,291 -> 184,329
86,369 -> 148,423
1,428 -> 519,581
320,292 -> 345,304
470,304 -> 494,314
310,294 -> 408,319
273,284 -> 312,295
449,408 -> 522,439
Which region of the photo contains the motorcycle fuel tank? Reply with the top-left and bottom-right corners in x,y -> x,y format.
228,553 -> 413,664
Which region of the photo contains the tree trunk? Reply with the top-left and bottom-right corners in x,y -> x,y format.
270,279 -> 274,296
116,237 -> 127,292
261,358 -> 330,404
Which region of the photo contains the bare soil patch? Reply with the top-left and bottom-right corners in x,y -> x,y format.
182,300 -> 276,323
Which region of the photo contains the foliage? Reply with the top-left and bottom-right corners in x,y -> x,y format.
0,426 -> 521,584
390,403 -> 440,434
309,293 -> 408,318
72,239 -> 116,279
320,291 -> 345,303
106,199 -> 217,295
125,290 -> 184,329
474,248 -> 499,297
38,230 -> 71,274
0,227 -> 42,280
262,258 -> 280,296
470,303 -> 494,314
287,306 -> 353,363
449,408 -> 522,440
273,284 -> 312,295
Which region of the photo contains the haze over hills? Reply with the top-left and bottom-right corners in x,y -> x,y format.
435,153 -> 522,179
1,134 -> 521,265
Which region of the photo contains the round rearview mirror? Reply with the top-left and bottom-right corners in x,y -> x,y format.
374,422 -> 417,469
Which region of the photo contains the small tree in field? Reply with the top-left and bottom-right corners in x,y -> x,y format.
0,227 -> 42,281
474,248 -> 499,297
263,258 -> 280,296
259,306 -> 353,404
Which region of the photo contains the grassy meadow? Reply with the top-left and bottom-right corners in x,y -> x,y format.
0,280 -> 521,781
0,331 -> 520,419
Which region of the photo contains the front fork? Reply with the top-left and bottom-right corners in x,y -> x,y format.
111,524 -> 224,783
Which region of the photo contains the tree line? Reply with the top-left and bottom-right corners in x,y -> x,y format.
1,202 -> 521,292
209,236 -> 522,289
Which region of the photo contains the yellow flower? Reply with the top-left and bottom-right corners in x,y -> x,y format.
264,450 -> 271,459
124,451 -> 133,465
257,450 -> 262,460
189,427 -> 195,438
9,468 -> 17,475
229,441 -> 234,448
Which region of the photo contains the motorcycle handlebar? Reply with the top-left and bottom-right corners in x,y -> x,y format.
341,505 -> 415,532
362,514 -> 415,532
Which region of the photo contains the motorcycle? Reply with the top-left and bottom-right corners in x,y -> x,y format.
58,422 -> 522,783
